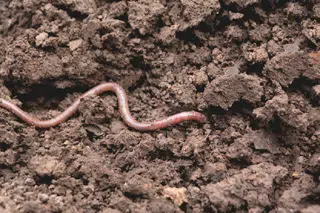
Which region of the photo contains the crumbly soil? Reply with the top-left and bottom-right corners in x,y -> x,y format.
0,0 -> 319,212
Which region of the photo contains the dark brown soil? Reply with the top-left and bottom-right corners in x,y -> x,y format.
0,0 -> 319,212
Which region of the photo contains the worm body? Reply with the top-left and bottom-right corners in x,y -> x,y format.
0,83 -> 207,131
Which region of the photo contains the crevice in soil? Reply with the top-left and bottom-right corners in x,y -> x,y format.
3,81 -> 91,110
148,149 -> 175,161
229,159 -> 252,169
287,77 -> 319,107
115,12 -> 130,28
229,99 -> 255,114
0,142 -> 10,152
54,5 -> 89,21
128,73 -> 147,92
130,55 -> 152,71
245,62 -> 265,76
34,174 -> 53,185
176,28 -> 202,46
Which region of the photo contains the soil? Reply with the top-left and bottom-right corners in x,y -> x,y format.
0,0 -> 319,212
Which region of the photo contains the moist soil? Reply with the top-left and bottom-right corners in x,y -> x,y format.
0,0 -> 319,212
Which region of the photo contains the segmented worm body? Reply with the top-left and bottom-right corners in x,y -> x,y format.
0,83 -> 207,131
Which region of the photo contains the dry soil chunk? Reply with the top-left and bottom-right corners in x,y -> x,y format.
202,163 -> 288,212
313,4 -> 320,19
242,43 -> 269,63
156,25 -> 178,44
300,205 -> 320,213
4,38 -> 64,84
223,0 -> 260,10
29,155 -> 66,177
102,208 -> 122,213
0,126 -> 18,149
253,94 -> 288,121
302,21 -> 320,45
203,73 -> 263,109
253,93 -> 319,130
278,174 -> 316,212
162,187 -> 188,206
263,52 -> 320,87
178,0 -> 221,30
249,24 -> 271,42
227,130 -> 280,162
0,196 -> 15,213
52,0 -> 97,14
128,0 -> 165,35
122,175 -> 154,197
306,153 -> 320,175
285,2 -> 308,19
225,25 -> 248,42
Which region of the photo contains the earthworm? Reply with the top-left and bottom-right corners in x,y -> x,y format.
0,82 -> 207,131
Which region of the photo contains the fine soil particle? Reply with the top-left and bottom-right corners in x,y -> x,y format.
0,0 -> 319,212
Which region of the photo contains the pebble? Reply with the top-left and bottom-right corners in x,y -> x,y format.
25,177 -> 35,186
68,39 -> 83,51
35,32 -> 48,47
38,193 -> 49,203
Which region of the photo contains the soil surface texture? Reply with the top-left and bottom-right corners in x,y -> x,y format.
0,0 -> 319,212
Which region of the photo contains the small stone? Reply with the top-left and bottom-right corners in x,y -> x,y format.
38,193 -> 49,203
194,68 -> 209,86
229,11 -> 244,20
162,187 -> 188,206
68,39 -> 83,51
25,177 -> 35,186
122,176 -> 154,197
35,32 -> 48,47
312,85 -> 320,97
63,140 -> 71,146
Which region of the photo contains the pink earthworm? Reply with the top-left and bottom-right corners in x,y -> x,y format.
0,82 -> 207,131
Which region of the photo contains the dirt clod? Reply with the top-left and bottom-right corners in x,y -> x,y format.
204,73 -> 263,109
263,52 -> 320,87
202,163 -> 288,212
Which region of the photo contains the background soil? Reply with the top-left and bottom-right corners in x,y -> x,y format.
0,0 -> 319,212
